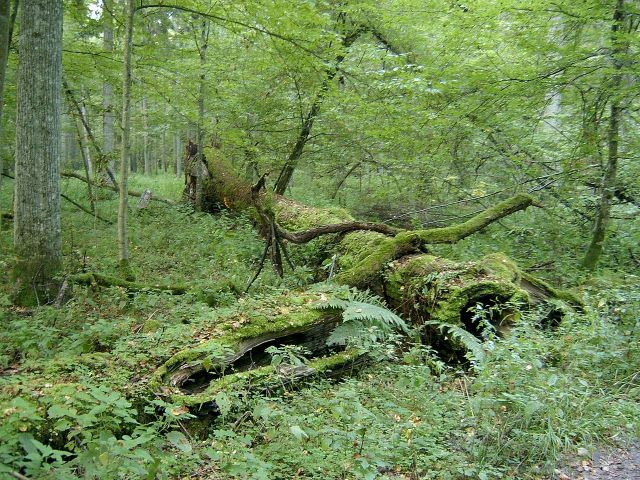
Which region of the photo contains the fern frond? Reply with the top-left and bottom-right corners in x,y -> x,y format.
341,302 -> 408,332
425,321 -> 486,365
313,289 -> 410,347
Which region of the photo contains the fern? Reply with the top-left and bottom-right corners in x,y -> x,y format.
314,288 -> 409,347
425,320 -> 486,366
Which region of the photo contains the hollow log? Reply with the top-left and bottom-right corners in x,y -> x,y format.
149,290 -> 366,409
147,153 -> 581,411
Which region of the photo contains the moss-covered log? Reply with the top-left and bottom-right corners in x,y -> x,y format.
142,154 -> 583,412
149,290 -> 366,409
71,272 -> 239,306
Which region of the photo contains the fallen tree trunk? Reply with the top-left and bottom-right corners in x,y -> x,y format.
61,171 -> 174,205
148,153 -> 581,410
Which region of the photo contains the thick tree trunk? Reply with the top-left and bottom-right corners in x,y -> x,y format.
0,0 -> 16,225
12,0 -> 63,305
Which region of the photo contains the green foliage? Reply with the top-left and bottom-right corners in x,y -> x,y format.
1,0 -> 640,477
425,320 -> 487,367
313,286 -> 409,348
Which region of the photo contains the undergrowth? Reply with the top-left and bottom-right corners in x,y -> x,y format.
0,173 -> 638,479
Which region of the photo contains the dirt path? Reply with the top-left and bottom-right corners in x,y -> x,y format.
555,443 -> 640,480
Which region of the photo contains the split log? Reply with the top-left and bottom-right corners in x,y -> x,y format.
149,290 -> 366,410
148,153 -> 581,411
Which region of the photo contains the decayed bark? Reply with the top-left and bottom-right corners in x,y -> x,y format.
148,154 -> 581,408
12,0 -> 64,305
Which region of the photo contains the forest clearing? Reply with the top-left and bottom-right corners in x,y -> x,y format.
0,1 -> 639,479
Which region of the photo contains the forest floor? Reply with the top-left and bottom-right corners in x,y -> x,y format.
1,174 -> 639,479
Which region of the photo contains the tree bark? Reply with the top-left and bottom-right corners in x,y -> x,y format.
0,0 -> 16,224
72,114 -> 96,213
102,0 -> 115,172
194,19 -> 209,210
174,132 -> 182,178
582,0 -> 627,271
12,0 -> 63,305
142,95 -> 150,175
118,0 -> 134,276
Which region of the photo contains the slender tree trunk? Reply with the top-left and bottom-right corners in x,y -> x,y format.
79,103 -> 93,177
194,19 -> 209,210
12,0 -> 63,305
0,0 -> 16,212
73,115 -> 96,213
583,0 -> 626,270
103,0 -> 115,172
162,128 -> 167,172
273,25 -> 361,195
142,95 -> 150,175
118,0 -> 134,276
174,132 -> 182,178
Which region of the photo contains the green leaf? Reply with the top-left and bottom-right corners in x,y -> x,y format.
289,425 -> 309,441
166,430 -> 192,453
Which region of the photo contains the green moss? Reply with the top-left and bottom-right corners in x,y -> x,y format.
166,349 -> 362,407
412,194 -> 538,245
11,255 -> 63,306
520,271 -> 584,308
474,252 -> 521,283
429,281 -> 522,325
335,233 -> 423,288
148,291 -> 339,391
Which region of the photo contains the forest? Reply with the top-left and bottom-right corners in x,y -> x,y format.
0,0 -> 639,479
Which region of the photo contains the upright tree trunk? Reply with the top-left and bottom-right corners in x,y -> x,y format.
142,95 -> 150,175
118,0 -> 134,276
273,23 -> 361,195
79,103 -> 93,177
541,16 -> 564,134
13,0 -> 63,305
0,0 -> 15,212
73,113 -> 96,214
102,0 -> 115,172
194,19 -> 209,210
174,132 -> 182,177
583,0 -> 626,270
